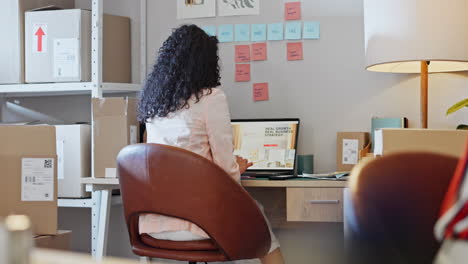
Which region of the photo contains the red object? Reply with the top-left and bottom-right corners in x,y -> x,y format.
235,45 -> 251,63
235,64 -> 251,82
287,42 -> 303,61
253,83 -> 269,102
264,144 -> 278,147
285,2 -> 301,20
35,27 -> 46,52
251,43 -> 267,61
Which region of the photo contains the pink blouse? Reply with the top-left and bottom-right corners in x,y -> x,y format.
139,88 -> 240,237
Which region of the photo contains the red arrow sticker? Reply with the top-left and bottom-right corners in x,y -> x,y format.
33,24 -> 48,53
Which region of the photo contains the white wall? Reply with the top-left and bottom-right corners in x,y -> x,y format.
146,0 -> 467,173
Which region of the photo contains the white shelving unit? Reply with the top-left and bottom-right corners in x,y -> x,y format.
0,0 -> 148,260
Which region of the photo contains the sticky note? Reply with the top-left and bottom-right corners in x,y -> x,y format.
268,23 -> 284,41
287,42 -> 303,61
235,45 -> 250,63
251,43 -> 267,61
285,22 -> 302,40
218,24 -> 234,42
235,64 -> 251,82
253,83 -> 269,101
285,2 -> 301,20
303,22 -> 320,39
235,24 -> 250,42
202,25 -> 216,37
251,24 -> 267,42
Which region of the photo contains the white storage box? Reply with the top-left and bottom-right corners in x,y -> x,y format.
56,124 -> 91,198
25,9 -> 131,83
0,0 -> 74,84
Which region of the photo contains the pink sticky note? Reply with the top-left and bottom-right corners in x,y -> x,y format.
253,83 -> 269,101
285,2 -> 301,20
251,43 -> 267,61
287,42 -> 303,61
235,64 -> 251,82
235,45 -> 250,63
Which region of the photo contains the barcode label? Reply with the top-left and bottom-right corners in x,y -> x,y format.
21,158 -> 55,201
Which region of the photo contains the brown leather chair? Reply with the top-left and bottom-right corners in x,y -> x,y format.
117,143 -> 271,263
344,152 -> 459,264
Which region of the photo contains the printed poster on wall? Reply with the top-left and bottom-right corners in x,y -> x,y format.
177,0 -> 216,19
218,0 -> 260,16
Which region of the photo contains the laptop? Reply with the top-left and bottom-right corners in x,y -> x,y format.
231,118 -> 300,178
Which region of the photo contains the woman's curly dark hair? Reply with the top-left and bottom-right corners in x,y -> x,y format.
138,24 -> 220,121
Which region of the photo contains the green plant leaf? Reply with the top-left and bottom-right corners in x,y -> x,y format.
457,124 -> 468,130
447,98 -> 468,115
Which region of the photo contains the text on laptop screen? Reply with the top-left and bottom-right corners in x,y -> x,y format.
231,120 -> 299,170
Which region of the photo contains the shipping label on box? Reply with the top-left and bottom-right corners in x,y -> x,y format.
21,157 -> 55,201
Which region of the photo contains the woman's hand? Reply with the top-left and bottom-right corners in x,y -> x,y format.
236,156 -> 254,174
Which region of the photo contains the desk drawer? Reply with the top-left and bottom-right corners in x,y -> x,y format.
286,188 -> 343,222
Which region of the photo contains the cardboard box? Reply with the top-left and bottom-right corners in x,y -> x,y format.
93,98 -> 139,178
34,230 -> 71,251
0,0 -> 74,84
337,132 -> 370,172
25,9 -> 131,83
0,126 -> 57,235
374,129 -> 468,158
56,125 -> 91,198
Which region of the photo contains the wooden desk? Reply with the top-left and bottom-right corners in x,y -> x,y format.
242,179 -> 348,226
79,178 -> 347,259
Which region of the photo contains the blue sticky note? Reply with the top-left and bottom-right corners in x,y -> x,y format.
268,23 -> 284,41
235,24 -> 250,42
218,24 -> 234,43
285,21 -> 302,40
303,22 -> 320,39
251,24 -> 267,42
202,25 -> 217,37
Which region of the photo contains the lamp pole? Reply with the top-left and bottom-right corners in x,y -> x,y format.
420,61 -> 429,128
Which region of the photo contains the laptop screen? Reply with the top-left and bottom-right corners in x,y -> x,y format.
231,119 -> 300,171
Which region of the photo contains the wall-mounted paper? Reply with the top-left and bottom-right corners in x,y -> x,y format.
253,82 -> 269,101
285,2 -> 301,20
177,0 -> 216,19
218,24 -> 234,42
287,42 -> 303,61
285,21 -> 302,40
303,21 -> 320,39
235,64 -> 251,82
235,24 -> 250,42
202,25 -> 217,37
235,45 -> 251,63
251,43 -> 267,61
268,23 -> 284,41
218,0 -> 260,16
251,24 -> 267,42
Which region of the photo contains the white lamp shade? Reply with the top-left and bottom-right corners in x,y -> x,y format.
364,0 -> 468,73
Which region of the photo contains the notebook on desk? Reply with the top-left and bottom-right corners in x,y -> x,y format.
231,118 -> 300,178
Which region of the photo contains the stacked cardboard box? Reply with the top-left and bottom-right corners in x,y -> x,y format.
0,125 -> 57,235
34,230 -> 71,251
25,9 -> 131,83
93,98 -> 139,178
0,0 -> 74,84
374,129 -> 468,158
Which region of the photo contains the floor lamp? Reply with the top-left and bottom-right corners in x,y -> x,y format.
363,0 -> 468,128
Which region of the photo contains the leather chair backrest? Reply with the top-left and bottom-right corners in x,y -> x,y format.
117,143 -> 271,260
346,152 -> 458,264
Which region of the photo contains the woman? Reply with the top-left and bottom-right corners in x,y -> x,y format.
137,25 -> 284,264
